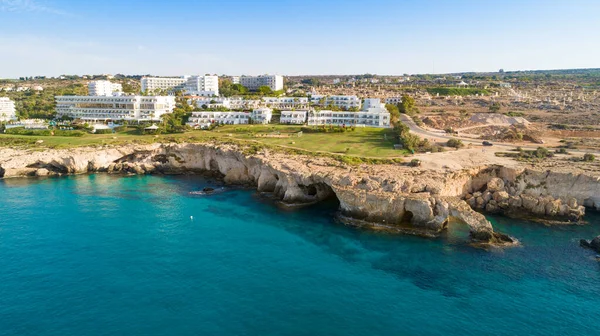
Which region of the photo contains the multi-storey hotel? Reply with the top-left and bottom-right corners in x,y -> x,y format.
0,97 -> 16,121
307,98 -> 390,128
240,75 -> 284,91
190,97 -> 261,110
141,76 -> 187,93
280,111 -> 308,124
141,75 -> 219,96
262,97 -> 309,109
88,80 -> 122,96
187,111 -> 250,129
250,108 -> 273,124
310,95 -> 362,110
184,75 -> 219,96
55,95 -> 176,121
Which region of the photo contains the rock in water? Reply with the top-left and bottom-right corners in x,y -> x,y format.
202,187 -> 215,193
580,235 -> 600,253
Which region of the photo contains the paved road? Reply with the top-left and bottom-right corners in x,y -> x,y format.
399,114 -> 599,154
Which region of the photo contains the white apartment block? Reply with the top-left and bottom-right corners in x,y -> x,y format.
310,95 -> 362,110
184,75 -> 219,96
251,108 -> 272,124
187,111 -> 250,129
190,97 -> 261,110
141,76 -> 187,93
385,97 -> 402,105
307,98 -> 390,128
55,95 -> 176,121
0,97 -> 17,121
262,97 -> 309,109
88,80 -> 123,96
240,75 -> 284,91
280,111 -> 307,125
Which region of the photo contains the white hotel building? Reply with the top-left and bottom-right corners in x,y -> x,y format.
385,97 -> 402,105
184,75 -> 219,96
189,97 -> 261,110
280,111 -> 307,125
250,108 -> 273,124
55,95 -> 176,121
307,98 -> 390,128
141,75 -> 219,96
240,75 -> 283,91
262,97 -> 309,109
310,95 -> 362,110
141,76 -> 187,93
0,97 -> 16,121
88,80 -> 123,96
187,111 -> 250,129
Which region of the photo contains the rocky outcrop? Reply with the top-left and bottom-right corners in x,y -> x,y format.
3,143 -> 600,245
0,143 -> 516,245
580,236 -> 600,253
463,169 -> 593,222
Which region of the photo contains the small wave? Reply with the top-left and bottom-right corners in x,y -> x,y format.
189,187 -> 226,196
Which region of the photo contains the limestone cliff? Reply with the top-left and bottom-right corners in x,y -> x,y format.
2,143 -> 599,245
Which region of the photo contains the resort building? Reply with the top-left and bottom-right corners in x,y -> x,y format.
307,98 -> 390,128
55,94 -> 176,122
240,75 -> 284,91
189,97 -> 261,110
280,111 -> 308,124
250,108 -> 273,124
261,97 -> 309,109
385,97 -> 402,105
0,97 -> 17,121
310,95 -> 362,110
186,111 -> 250,129
184,75 -> 219,96
141,76 -> 187,93
88,80 -> 123,96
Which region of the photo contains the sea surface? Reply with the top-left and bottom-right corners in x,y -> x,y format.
1,174 -> 599,336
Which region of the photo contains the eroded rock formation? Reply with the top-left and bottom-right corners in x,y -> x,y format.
2,143 -> 599,245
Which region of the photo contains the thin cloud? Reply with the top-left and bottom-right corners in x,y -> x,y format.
0,0 -> 70,16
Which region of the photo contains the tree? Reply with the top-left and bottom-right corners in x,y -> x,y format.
398,94 -> 415,114
489,102 -> 501,113
385,103 -> 400,123
258,86 -> 273,95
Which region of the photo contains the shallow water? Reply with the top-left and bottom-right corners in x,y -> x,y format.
0,174 -> 599,336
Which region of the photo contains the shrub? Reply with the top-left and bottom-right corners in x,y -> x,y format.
446,138 -> 464,148
555,148 -> 568,154
94,129 -> 114,134
409,159 -> 421,167
5,127 -> 52,136
533,147 -> 553,159
583,153 -> 596,162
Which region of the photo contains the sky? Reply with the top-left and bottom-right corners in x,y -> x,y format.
0,0 -> 599,77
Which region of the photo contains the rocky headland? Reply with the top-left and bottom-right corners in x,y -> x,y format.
2,142 -> 599,246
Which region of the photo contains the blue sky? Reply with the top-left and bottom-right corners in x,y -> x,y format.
0,0 -> 599,77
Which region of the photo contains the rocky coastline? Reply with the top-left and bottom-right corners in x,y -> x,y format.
2,142 -> 599,246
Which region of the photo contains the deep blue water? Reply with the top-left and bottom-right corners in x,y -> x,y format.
1,174 -> 599,336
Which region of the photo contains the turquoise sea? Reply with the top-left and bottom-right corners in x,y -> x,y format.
1,174 -> 599,336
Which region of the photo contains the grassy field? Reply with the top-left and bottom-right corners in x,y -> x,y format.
0,125 -> 406,158
214,125 -> 403,157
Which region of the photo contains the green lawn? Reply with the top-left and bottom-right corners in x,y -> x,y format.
0,125 -> 407,158
214,125 -> 403,157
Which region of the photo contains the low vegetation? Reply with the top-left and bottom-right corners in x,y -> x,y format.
426,87 -> 490,96
446,138 -> 464,148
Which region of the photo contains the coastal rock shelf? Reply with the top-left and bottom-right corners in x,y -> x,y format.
2,143 -> 599,245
